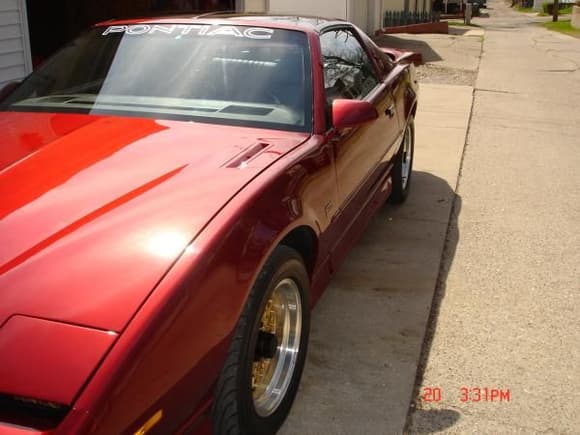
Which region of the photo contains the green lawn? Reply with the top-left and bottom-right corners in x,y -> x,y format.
448,20 -> 482,27
541,19 -> 580,38
516,5 -> 535,12
516,5 -> 572,15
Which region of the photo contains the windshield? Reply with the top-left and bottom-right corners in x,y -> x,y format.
1,24 -> 313,132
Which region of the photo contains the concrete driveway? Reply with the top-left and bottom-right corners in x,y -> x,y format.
282,0 -> 580,433
409,1 -> 580,433
279,70 -> 475,435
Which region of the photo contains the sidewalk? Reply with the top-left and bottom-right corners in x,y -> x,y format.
279,49 -> 476,435
408,0 -> 580,433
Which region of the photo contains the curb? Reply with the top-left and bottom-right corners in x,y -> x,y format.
375,21 -> 449,35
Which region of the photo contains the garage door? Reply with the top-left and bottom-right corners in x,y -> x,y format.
0,0 -> 32,87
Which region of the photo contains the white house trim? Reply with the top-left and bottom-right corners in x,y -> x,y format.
0,0 -> 32,86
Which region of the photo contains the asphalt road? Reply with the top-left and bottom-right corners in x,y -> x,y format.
408,1 -> 580,433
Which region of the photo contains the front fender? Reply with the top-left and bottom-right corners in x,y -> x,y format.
68,137 -> 335,435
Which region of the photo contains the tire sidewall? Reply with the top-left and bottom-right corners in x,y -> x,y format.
237,248 -> 311,435
390,118 -> 415,204
403,119 -> 415,195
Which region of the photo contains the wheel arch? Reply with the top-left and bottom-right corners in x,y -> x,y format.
278,225 -> 318,279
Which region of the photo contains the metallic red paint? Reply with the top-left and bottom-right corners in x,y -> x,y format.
0,316 -> 116,405
331,99 -> 379,130
0,113 -> 308,332
0,15 -> 418,435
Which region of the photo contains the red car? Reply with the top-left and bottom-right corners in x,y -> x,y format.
0,13 -> 417,435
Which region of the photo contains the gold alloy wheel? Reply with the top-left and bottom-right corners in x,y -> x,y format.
251,278 -> 302,417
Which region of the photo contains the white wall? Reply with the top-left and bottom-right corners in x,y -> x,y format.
261,0 -> 381,32
382,0 -> 406,14
0,0 -> 32,86
348,0 -> 369,31
243,0 -> 267,12
268,0 -> 349,20
368,0 -> 382,32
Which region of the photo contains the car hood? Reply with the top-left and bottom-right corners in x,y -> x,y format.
0,112 -> 309,332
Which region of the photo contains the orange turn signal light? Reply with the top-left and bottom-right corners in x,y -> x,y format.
134,409 -> 163,435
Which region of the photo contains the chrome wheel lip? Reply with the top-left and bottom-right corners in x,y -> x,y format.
401,125 -> 412,190
253,278 -> 302,417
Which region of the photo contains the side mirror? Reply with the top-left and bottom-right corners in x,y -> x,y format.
0,81 -> 20,102
332,99 -> 379,130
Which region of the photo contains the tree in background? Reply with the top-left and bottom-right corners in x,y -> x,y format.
552,0 -> 559,21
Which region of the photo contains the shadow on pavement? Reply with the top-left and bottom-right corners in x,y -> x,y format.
408,408 -> 462,433
448,26 -> 473,35
404,175 -> 463,433
374,35 -> 443,63
280,170 -> 462,434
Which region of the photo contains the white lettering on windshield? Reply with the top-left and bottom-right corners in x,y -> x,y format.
243,28 -> 275,39
101,25 -> 275,40
149,25 -> 177,34
126,25 -> 152,35
207,26 -> 243,37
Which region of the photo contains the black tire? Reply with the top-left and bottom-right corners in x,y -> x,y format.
389,118 -> 415,204
212,246 -> 310,435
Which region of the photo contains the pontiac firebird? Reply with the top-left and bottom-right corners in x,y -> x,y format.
0,13 -> 418,435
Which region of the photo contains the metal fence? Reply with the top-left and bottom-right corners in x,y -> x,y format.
383,10 -> 434,27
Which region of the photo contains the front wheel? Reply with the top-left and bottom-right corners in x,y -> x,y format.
389,118 -> 415,204
212,246 -> 310,435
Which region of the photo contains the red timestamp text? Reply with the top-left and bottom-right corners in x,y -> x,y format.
419,387 -> 511,403
460,387 -> 511,402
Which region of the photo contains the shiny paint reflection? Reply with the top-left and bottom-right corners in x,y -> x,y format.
0,112 -> 309,332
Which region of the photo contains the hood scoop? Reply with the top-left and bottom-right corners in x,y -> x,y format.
224,142 -> 270,169
220,105 -> 273,116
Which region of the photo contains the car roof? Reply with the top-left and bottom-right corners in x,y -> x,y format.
97,12 -> 348,34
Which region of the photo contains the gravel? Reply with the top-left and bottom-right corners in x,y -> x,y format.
416,64 -> 478,86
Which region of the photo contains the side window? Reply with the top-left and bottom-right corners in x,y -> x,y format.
320,28 -> 379,107
360,32 -> 395,78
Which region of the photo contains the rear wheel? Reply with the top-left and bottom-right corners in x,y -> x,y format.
389,118 -> 415,204
212,246 -> 310,435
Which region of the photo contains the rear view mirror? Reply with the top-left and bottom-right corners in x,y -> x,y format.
0,81 -> 20,102
332,99 -> 379,130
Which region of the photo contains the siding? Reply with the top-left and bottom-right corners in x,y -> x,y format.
382,0 -> 408,13
349,0 -> 369,31
258,0 -> 379,33
243,0 -> 267,12
268,0 -> 349,20
0,0 -> 32,87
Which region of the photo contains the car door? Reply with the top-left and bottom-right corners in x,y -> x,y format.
321,26 -> 402,264
321,27 -> 401,211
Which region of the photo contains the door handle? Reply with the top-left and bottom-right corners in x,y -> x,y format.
385,104 -> 395,118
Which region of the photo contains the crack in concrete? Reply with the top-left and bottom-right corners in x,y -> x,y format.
475,87 -> 518,94
540,68 -> 579,73
470,113 -> 576,128
397,216 -> 451,225
531,35 -> 580,71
